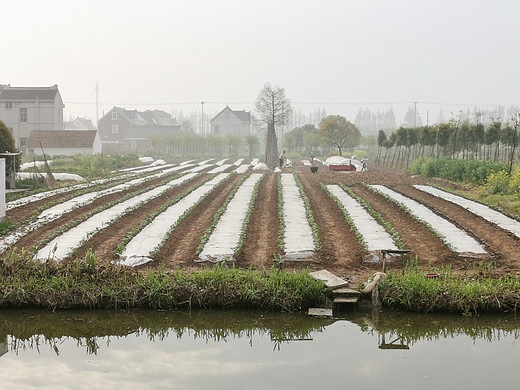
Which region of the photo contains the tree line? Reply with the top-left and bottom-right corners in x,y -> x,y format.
376,115 -> 520,173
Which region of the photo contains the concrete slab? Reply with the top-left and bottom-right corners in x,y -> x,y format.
310,269 -> 349,289
308,308 -> 333,317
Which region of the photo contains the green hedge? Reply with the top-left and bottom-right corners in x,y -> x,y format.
409,157 -> 507,185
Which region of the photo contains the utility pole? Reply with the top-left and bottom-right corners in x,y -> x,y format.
201,101 -> 204,135
414,101 -> 417,128
95,81 -> 99,123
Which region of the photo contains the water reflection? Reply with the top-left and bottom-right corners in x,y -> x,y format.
0,308 -> 519,389
0,308 -> 519,356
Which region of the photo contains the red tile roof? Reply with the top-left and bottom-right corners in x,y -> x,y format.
27,130 -> 97,148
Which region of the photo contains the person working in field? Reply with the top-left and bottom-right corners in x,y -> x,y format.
279,150 -> 286,168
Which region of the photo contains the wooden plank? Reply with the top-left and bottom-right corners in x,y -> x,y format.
308,308 -> 333,317
333,287 -> 360,298
333,297 -> 358,304
310,269 -> 349,289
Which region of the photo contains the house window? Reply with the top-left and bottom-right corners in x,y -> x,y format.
112,111 -> 118,120
225,110 -> 230,119
215,125 -> 219,134
20,137 -> 27,148
130,140 -> 137,149
19,108 -> 27,122
112,125 -> 119,134
5,102 -> 13,109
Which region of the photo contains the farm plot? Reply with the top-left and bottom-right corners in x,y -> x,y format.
369,185 -> 486,255
35,172 -> 201,261
5,160 -> 520,280
118,173 -> 232,266
197,173 -> 264,262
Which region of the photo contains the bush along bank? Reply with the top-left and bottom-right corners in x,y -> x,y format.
378,261 -> 520,315
0,250 -> 330,311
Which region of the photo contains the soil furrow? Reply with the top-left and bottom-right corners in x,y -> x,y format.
149,174 -> 243,269
234,172 -> 281,268
391,184 -> 520,269
297,170 -> 367,278
72,174 -> 211,261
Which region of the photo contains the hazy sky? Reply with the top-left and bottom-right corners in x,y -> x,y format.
2,0 -> 520,125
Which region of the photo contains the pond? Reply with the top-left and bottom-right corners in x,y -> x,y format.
0,307 -> 518,389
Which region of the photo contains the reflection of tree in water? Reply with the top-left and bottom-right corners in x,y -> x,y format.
348,308 -> 520,349
1,308 -> 519,356
0,309 -> 332,356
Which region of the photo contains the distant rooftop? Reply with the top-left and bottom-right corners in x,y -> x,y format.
0,84 -> 60,101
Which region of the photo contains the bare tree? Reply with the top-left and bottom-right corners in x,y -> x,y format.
255,83 -> 292,167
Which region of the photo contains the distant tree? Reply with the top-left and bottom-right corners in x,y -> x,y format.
255,83 -> 292,167
402,105 -> 423,128
319,115 -> 361,156
0,119 -> 20,170
226,134 -> 242,157
245,134 -> 260,158
181,118 -> 194,133
376,129 -> 387,163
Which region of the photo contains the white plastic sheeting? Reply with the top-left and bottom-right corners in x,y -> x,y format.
370,185 -> 486,254
198,173 -> 263,261
327,185 -> 397,251
207,164 -> 232,173
281,173 -> 315,254
234,165 -> 250,174
17,172 -> 84,181
6,174 -> 135,211
118,173 -> 231,266
415,185 -> 520,239
253,163 -> 269,171
34,173 -> 199,261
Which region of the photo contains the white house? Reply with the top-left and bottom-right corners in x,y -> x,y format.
26,130 -> 102,156
63,117 -> 96,131
0,84 -> 65,152
210,106 -> 251,139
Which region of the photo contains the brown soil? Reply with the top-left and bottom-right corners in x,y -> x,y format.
5,161 -> 520,287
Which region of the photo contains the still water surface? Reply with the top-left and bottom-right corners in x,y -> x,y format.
0,308 -> 518,389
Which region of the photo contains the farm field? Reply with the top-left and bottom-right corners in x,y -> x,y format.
5,158 -> 520,284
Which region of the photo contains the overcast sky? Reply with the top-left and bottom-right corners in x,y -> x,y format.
2,0 -> 520,125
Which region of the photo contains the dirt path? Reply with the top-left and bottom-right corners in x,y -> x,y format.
73,174 -> 210,261
391,184 -> 520,271
234,172 -> 281,268
297,169 -> 367,279
151,174 -> 243,269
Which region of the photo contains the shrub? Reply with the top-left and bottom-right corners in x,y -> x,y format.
484,170 -> 511,195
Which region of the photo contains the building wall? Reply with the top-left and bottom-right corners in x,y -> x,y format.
98,109 -> 130,153
211,112 -> 250,138
26,146 -> 94,156
0,94 -> 64,151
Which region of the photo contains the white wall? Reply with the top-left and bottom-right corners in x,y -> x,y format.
0,159 -> 5,223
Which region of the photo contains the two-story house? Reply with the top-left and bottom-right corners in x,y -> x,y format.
98,107 -> 180,154
210,106 -> 251,139
0,84 -> 64,152
97,107 -> 148,153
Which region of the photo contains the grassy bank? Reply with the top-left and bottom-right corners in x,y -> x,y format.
378,261 -> 520,314
0,250 -> 330,311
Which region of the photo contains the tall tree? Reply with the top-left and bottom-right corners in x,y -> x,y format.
0,119 -> 20,170
319,115 -> 361,156
376,129 -> 387,163
255,83 -> 291,167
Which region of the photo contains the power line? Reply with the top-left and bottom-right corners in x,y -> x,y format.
64,100 -> 519,107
